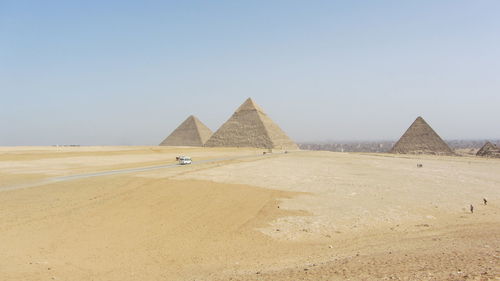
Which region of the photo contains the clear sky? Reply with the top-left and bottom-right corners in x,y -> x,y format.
1,1 -> 499,145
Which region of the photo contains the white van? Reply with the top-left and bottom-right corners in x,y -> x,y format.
178,156 -> 192,165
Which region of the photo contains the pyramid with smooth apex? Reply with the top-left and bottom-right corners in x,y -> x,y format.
390,116 -> 454,155
204,98 -> 298,150
476,141 -> 500,158
159,115 -> 212,146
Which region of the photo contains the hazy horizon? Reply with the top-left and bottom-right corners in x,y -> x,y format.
1,1 -> 499,146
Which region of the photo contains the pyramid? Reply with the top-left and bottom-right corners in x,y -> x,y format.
159,115 -> 213,146
390,116 -> 454,155
476,141 -> 500,158
204,98 -> 298,150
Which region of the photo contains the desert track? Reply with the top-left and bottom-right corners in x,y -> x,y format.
0,152 -> 273,192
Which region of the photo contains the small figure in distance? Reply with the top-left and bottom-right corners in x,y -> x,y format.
417,164 -> 423,168
470,204 -> 474,214
483,198 -> 487,205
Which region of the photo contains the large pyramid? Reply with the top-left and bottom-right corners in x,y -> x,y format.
390,116 -> 454,155
204,98 -> 298,150
476,141 -> 500,158
159,115 -> 213,146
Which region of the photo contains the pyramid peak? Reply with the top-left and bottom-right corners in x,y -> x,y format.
187,115 -> 202,121
411,116 -> 435,128
480,141 -> 498,150
235,98 -> 265,113
186,115 -> 201,125
414,116 -> 427,123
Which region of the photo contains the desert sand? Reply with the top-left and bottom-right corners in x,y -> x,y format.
0,146 -> 498,280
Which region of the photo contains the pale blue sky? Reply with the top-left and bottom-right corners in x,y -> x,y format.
1,1 -> 499,145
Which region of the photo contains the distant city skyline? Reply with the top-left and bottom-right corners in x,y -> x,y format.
1,1 -> 499,145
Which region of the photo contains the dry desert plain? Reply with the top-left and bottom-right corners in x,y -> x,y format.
0,146 -> 499,280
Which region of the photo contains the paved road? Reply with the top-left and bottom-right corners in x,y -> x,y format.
0,153 -> 268,192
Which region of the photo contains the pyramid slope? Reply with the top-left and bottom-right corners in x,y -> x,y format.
205,98 -> 298,150
390,117 -> 454,155
160,115 -> 213,147
476,142 -> 500,158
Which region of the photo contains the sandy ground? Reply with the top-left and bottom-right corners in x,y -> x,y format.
0,146 -> 499,280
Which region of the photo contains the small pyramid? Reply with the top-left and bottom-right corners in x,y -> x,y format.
159,115 -> 213,146
390,116 -> 454,155
476,141 -> 500,158
204,98 -> 298,150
